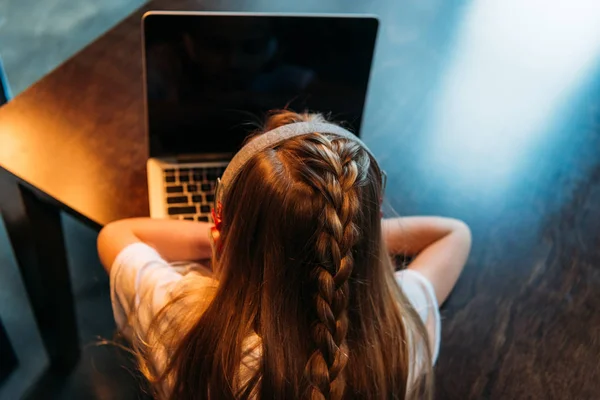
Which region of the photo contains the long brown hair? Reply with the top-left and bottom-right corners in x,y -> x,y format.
135,111 -> 433,399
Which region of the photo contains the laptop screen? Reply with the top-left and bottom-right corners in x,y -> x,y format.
143,13 -> 379,158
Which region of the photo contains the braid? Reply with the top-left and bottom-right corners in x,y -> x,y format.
288,134 -> 368,400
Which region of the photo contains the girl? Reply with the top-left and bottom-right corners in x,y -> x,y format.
98,111 -> 471,399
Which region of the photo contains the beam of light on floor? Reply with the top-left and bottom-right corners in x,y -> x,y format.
420,0 -> 600,199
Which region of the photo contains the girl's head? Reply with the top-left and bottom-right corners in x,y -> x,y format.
157,111 -> 432,399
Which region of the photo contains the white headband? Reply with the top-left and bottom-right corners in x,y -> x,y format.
216,121 -> 383,203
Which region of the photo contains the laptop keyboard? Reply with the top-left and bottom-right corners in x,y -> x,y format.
163,166 -> 226,222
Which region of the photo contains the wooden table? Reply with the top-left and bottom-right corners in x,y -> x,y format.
1,0 -> 599,398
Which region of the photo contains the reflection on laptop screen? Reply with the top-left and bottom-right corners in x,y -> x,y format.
144,14 -> 379,158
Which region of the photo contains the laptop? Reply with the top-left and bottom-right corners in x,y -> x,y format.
143,11 -> 379,221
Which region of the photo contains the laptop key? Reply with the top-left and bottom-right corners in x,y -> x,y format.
167,196 -> 188,204
197,216 -> 210,222
179,175 -> 190,183
200,205 -> 211,213
165,175 -> 176,183
201,183 -> 211,192
207,169 -> 218,180
205,194 -> 215,202
166,186 -> 184,194
167,205 -> 196,215
192,194 -> 203,203
183,216 -> 194,221
187,184 -> 198,192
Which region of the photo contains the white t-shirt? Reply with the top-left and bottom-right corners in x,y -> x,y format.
110,243 -> 441,391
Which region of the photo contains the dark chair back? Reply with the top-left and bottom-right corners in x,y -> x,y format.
1,56 -> 10,106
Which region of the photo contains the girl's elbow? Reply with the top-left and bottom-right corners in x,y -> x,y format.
457,220 -> 472,238
97,220 -> 137,272
449,219 -> 472,262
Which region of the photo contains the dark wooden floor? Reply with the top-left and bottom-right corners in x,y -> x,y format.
425,72 -> 600,400
1,0 -> 600,399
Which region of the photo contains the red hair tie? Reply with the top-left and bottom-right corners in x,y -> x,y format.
210,202 -> 223,252
211,201 -> 223,230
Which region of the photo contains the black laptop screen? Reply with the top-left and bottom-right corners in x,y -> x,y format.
143,13 -> 379,158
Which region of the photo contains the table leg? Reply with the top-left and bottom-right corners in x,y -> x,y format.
0,173 -> 79,371
0,316 -> 18,382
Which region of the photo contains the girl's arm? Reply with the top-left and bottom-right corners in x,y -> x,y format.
382,216 -> 472,304
97,218 -> 213,273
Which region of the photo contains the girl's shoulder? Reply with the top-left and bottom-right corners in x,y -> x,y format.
394,269 -> 441,364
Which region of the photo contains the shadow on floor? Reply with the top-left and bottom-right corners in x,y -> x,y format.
0,213 -> 150,399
